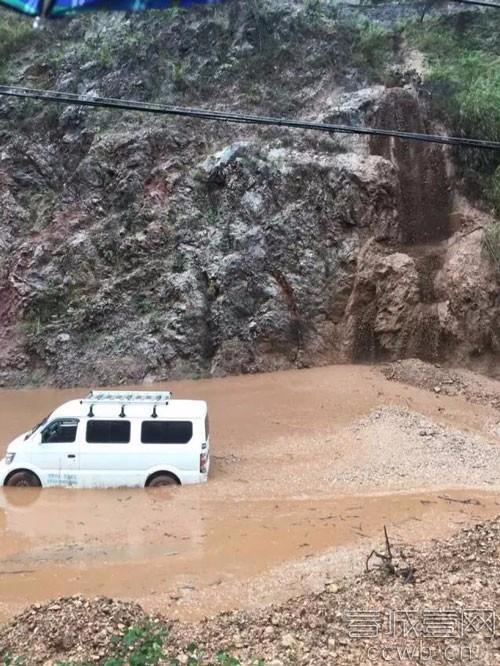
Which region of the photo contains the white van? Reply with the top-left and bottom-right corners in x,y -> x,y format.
0,390 -> 210,488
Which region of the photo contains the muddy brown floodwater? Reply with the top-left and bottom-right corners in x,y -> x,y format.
0,365 -> 499,623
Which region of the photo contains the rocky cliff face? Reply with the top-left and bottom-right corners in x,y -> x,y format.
0,2 -> 498,386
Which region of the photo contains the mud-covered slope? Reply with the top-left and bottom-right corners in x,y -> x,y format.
0,2 -> 498,386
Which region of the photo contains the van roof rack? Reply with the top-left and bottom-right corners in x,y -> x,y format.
82,390 -> 172,405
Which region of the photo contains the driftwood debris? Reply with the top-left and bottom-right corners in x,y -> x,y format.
438,495 -> 482,506
365,526 -> 416,584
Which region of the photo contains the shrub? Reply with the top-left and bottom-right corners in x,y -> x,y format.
405,16 -> 500,199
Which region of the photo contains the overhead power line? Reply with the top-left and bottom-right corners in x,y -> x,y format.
0,85 -> 499,151
346,0 -> 500,11
450,0 -> 500,8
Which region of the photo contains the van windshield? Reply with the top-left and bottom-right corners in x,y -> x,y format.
25,414 -> 49,439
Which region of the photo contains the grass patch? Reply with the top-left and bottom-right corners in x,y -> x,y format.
353,20 -> 393,80
405,14 -> 500,201
0,13 -> 35,76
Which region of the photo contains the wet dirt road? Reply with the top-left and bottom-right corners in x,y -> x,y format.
0,365 -> 499,622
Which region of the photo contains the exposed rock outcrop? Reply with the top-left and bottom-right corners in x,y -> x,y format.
340,229 -> 500,376
0,3 -> 498,386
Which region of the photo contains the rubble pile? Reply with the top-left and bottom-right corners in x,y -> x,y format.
382,359 -> 500,409
1,518 -> 498,665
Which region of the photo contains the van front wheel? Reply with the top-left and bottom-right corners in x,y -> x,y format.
5,471 -> 41,487
146,473 -> 180,488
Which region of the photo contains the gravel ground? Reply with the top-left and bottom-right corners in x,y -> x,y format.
0,597 -> 151,664
382,359 -> 500,410
329,406 -> 500,491
1,518 -> 499,665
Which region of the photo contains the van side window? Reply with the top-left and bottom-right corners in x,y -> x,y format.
86,420 -> 131,444
141,421 -> 193,444
205,414 -> 210,439
42,419 -> 79,444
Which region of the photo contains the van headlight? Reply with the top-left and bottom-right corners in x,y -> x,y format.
5,453 -> 15,465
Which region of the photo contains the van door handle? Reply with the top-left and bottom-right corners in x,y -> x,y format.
67,454 -> 76,459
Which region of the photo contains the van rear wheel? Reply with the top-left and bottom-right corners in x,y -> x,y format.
147,473 -> 179,488
6,471 -> 41,488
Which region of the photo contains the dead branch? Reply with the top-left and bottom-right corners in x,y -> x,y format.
384,525 -> 393,559
365,525 -> 416,584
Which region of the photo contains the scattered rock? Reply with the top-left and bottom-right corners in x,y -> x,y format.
280,633 -> 295,648
325,583 -> 339,593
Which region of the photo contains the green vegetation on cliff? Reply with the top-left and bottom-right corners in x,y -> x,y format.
0,14 -> 34,72
405,13 -> 500,208
0,3 -> 395,111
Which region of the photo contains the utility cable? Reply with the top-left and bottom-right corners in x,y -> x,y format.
449,0 -> 500,9
0,85 -> 499,150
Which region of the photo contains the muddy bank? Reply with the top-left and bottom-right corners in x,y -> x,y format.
0,365 -> 498,623
1,517 -> 499,665
170,517 -> 500,666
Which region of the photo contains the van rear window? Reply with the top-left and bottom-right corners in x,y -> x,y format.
86,420 -> 131,444
141,421 -> 193,444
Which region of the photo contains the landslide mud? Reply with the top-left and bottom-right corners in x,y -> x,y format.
0,365 -> 498,622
